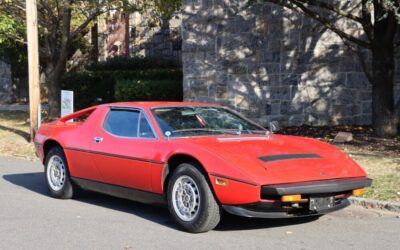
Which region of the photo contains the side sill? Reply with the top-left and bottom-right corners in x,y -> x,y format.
71,177 -> 166,206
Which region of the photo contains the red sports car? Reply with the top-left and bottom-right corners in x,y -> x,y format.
34,102 -> 371,232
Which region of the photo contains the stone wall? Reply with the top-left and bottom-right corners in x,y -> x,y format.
0,60 -> 12,104
129,11 -> 182,61
181,0 -> 400,126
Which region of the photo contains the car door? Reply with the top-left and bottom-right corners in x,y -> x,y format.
62,107 -> 104,182
90,107 -> 159,191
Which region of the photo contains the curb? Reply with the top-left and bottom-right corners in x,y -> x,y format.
349,197 -> 400,213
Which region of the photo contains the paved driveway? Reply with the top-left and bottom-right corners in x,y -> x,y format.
0,157 -> 399,249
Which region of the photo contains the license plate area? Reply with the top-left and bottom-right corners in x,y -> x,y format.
309,196 -> 335,211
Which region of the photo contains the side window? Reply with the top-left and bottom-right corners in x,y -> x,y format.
104,109 -> 139,137
139,113 -> 156,138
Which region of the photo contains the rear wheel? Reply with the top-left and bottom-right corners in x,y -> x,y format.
167,163 -> 221,233
45,147 -> 78,199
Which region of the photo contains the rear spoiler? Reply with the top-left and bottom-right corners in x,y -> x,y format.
56,106 -> 97,124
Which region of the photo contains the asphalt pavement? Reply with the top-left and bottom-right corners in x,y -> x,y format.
0,156 -> 399,250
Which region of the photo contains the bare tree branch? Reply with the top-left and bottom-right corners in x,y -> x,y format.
360,0 -> 373,42
264,0 -> 370,48
295,0 -> 363,23
70,10 -> 101,38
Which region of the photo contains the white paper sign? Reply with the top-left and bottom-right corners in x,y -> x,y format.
61,90 -> 74,117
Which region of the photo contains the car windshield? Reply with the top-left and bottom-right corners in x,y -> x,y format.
151,106 -> 266,137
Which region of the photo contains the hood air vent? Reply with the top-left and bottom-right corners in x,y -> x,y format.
259,153 -> 321,162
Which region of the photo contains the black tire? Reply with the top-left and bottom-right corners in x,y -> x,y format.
44,146 -> 78,199
167,163 -> 221,233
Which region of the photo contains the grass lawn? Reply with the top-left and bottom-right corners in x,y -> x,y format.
0,111 -> 36,161
346,151 -> 400,202
0,111 -> 399,202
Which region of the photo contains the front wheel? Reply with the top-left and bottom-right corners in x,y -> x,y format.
167,163 -> 221,233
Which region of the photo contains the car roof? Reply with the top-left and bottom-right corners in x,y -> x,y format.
99,101 -> 222,109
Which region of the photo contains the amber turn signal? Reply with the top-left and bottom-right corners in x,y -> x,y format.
281,194 -> 302,202
352,188 -> 365,196
215,178 -> 228,187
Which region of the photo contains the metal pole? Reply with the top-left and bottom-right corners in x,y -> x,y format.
26,0 -> 41,141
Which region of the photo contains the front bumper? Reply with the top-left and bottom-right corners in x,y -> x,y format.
261,177 -> 372,196
223,198 -> 350,218
223,177 -> 372,218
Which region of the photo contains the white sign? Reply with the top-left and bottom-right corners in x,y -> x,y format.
61,90 -> 74,117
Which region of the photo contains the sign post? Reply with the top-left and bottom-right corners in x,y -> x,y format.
61,90 -> 74,117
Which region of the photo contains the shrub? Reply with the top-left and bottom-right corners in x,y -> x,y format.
61,71 -> 115,110
115,79 -> 183,102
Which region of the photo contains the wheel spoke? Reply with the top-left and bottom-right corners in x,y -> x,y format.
172,175 -> 201,222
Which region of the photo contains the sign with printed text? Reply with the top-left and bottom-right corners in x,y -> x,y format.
61,90 -> 74,117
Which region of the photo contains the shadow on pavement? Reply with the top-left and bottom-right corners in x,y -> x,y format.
3,172 -> 320,232
0,124 -> 30,141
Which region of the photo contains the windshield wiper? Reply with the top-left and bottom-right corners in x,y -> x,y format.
244,129 -> 269,134
171,128 -> 240,135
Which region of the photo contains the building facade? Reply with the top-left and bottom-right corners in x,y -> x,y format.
97,9 -> 182,62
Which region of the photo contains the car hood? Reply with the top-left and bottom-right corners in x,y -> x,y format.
175,134 -> 367,185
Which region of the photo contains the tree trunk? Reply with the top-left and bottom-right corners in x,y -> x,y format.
123,3 -> 130,57
90,23 -> 99,63
371,49 -> 398,137
46,62 -> 60,118
370,8 -> 398,137
46,58 -> 67,119
46,1 -> 72,119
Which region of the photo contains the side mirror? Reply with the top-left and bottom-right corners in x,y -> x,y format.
269,121 -> 280,133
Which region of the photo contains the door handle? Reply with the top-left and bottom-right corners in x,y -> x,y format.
93,137 -> 103,143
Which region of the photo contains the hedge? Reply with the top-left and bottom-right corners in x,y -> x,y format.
61,69 -> 182,109
115,79 -> 183,102
61,71 -> 115,110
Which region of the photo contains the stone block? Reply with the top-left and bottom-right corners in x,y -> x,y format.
288,115 -> 305,126
209,84 -> 228,99
346,73 -> 370,89
355,115 -> 372,125
270,86 -> 291,100
265,102 -> 280,115
280,101 -> 303,115
361,101 -> 372,114
281,74 -> 298,86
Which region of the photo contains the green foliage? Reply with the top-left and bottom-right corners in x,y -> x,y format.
115,79 -> 182,102
0,14 -> 26,65
152,0 -> 182,19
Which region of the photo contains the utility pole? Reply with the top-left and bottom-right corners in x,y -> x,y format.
26,0 -> 41,141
